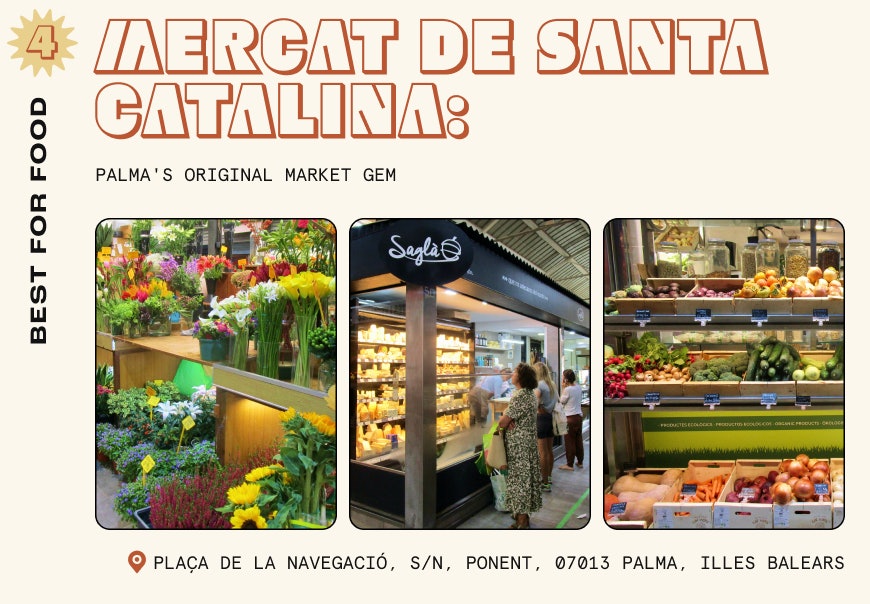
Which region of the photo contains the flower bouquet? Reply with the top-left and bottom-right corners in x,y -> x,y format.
248,281 -> 287,378
209,292 -> 254,370
192,318 -> 234,362
142,279 -> 178,336
197,255 -> 234,299
279,271 -> 335,388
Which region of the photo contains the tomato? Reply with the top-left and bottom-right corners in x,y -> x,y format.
766,276 -> 779,287
765,269 -> 778,278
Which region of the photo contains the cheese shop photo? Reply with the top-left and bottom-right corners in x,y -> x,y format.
603,219 -> 844,529
350,219 -> 591,528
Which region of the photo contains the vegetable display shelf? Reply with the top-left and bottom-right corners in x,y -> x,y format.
96,331 -> 334,466
603,312 -> 844,487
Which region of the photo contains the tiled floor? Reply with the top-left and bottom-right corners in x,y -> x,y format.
456,440 -> 590,530
96,462 -> 134,529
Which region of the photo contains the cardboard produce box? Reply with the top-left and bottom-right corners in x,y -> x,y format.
713,459 -> 780,529
607,468 -> 681,529
675,279 -> 743,316
653,461 -> 735,529
773,458 -> 833,529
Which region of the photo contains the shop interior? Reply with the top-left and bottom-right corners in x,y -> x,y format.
603,218 -> 844,529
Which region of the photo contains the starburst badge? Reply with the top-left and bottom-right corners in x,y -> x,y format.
8,10 -> 76,76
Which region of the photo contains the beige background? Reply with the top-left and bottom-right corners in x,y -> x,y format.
3,1 -> 863,599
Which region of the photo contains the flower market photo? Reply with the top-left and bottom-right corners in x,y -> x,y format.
95,219 -> 337,529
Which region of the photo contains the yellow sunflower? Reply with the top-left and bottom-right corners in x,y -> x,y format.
302,411 -> 336,436
245,466 -> 275,482
280,407 -> 297,422
230,506 -> 267,529
226,482 -> 260,506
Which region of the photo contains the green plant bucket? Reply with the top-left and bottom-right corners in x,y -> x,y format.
173,359 -> 212,397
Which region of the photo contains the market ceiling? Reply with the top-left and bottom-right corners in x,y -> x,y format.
454,219 -> 591,305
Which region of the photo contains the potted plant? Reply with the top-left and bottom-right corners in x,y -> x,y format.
192,318 -> 234,361
196,254 -> 234,298
152,223 -> 195,258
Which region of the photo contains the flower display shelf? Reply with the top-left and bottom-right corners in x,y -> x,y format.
96,331 -> 332,466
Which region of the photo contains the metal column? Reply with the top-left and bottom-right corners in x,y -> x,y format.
404,284 -> 438,528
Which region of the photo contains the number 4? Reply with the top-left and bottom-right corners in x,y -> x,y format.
27,25 -> 58,60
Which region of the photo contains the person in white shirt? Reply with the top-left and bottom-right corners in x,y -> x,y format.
557,369 -> 584,470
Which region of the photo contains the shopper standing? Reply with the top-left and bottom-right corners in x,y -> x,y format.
533,362 -> 558,492
558,369 -> 584,470
497,362 -> 542,529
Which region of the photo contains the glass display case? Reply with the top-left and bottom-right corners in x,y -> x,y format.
353,309 -> 479,471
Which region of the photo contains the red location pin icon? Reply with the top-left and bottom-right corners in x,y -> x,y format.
128,550 -> 146,573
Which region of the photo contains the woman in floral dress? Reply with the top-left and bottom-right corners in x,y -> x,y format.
497,362 -> 542,528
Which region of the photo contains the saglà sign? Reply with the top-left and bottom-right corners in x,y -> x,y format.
380,219 -> 474,286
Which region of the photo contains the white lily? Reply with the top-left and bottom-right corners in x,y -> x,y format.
155,401 -> 177,421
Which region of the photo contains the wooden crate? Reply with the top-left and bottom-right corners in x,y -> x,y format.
654,225 -> 700,251
773,457 -> 833,529
626,380 -> 684,397
681,380 -> 741,397
647,278 -> 696,293
792,296 -> 844,317
739,381 -> 796,397
794,380 -> 844,397
713,460 -> 780,528
607,468 -> 680,529
831,458 -> 844,528
675,279 -> 742,316
613,297 -> 676,315
653,461 -> 735,529
733,297 -> 793,315
773,501 -> 832,528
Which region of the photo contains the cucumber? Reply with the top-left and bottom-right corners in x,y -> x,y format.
776,350 -> 791,369
820,368 -> 829,380
758,335 -> 778,347
760,342 -> 776,360
767,366 -> 777,378
825,344 -> 844,371
759,359 -> 770,372
785,353 -> 798,379
830,362 -> 844,380
745,349 -> 761,381
767,342 -> 784,365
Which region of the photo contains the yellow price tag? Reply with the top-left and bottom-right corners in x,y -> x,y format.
127,268 -> 135,280
182,415 -> 196,431
141,455 -> 155,474
126,250 -> 140,260
238,259 -> 247,269
221,245 -> 227,254
153,380 -> 164,386
249,275 -> 257,287
147,396 -> 160,408
101,246 -> 112,256
268,264 -> 276,280
145,386 -> 156,397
